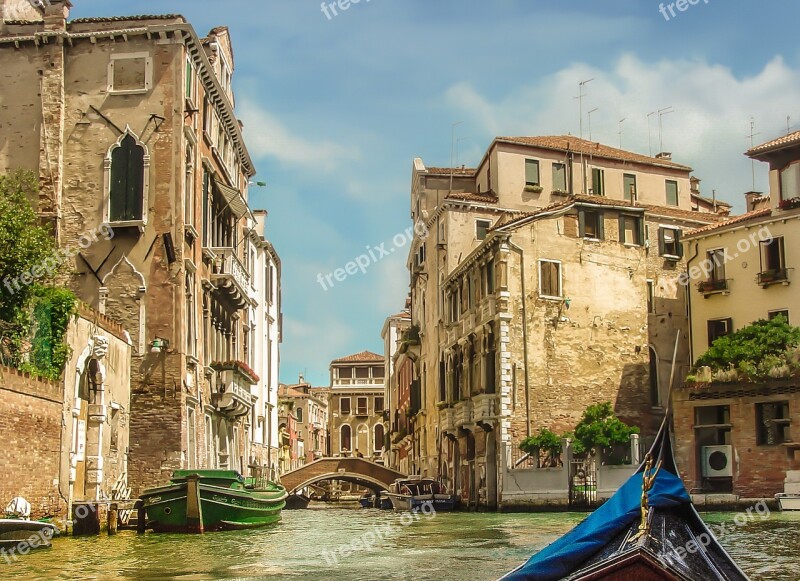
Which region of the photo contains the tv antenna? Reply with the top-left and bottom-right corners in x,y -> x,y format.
646,111 -> 657,156
747,118 -> 760,190
574,78 -> 594,139
588,108 -> 599,141
658,106 -> 674,153
618,118 -> 626,149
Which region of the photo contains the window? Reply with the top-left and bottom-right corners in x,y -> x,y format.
373,366 -> 385,378
623,174 -> 637,202
416,244 -> 426,267
708,249 -> 727,282
340,424 -> 352,451
525,159 -> 540,186
579,209 -> 604,239
695,405 -> 730,426
203,96 -> 212,136
356,397 -> 368,415
375,396 -> 385,412
619,215 -> 643,246
108,134 -> 146,223
486,260 -> 495,295
476,219 -> 491,241
707,318 -> 732,347
340,397 -> 351,415
591,168 -> 605,196
337,367 -> 353,379
665,180 -> 679,206
374,424 -> 385,452
658,227 -> 683,258
108,53 -> 152,94
355,367 -> 370,379
201,167 -> 211,245
539,260 -> 562,299
780,162 -> 800,201
185,56 -> 195,102
759,237 -> 787,284
647,280 -> 655,314
185,273 -> 196,357
552,163 -> 567,191
768,310 -> 790,323
184,141 -> 196,226
296,407 -> 303,423
756,402 -> 791,445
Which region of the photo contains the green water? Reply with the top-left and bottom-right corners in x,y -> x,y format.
3,506 -> 800,580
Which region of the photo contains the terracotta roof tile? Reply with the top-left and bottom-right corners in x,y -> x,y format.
747,130 -> 800,156
640,203 -> 726,223
497,136 -> 692,171
425,166 -> 476,176
69,14 -> 184,24
691,193 -> 732,208
685,208 -> 772,237
446,191 -> 499,204
332,350 -> 384,364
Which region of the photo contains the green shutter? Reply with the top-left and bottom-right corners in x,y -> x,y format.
597,212 -> 605,240
675,229 -> 684,258
658,227 -> 666,255
637,217 -> 645,246
578,209 -> 586,238
618,214 -> 625,243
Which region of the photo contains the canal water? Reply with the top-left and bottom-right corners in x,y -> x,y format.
4,505 -> 800,580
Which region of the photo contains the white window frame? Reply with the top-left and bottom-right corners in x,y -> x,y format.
108,52 -> 153,95
475,219 -> 491,241
102,127 -> 150,228
538,259 -> 563,300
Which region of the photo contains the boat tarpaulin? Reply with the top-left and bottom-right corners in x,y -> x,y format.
500,468 -> 690,581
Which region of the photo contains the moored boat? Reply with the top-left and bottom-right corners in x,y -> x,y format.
500,419 -> 750,580
775,493 -> 800,511
0,519 -> 58,551
140,470 -> 286,533
384,476 -> 459,512
358,493 -> 393,509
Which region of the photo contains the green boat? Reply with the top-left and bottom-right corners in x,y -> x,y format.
140,470 -> 286,533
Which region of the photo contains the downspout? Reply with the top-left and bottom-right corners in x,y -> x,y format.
507,239 -> 531,438
568,150 -> 575,196
685,240 -> 700,365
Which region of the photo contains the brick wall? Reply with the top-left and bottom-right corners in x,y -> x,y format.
0,366 -> 66,518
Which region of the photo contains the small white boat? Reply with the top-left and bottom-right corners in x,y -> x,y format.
0,519 -> 58,550
384,476 -> 459,512
775,493 -> 800,511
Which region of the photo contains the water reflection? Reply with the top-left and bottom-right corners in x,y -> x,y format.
2,506 -> 799,580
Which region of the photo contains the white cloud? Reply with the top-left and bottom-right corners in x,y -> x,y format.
237,98 -> 360,171
445,55 -> 800,211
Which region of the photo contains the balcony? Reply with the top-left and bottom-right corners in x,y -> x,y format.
473,393 -> 500,423
697,278 -> 730,297
212,366 -> 256,418
211,247 -> 250,309
454,400 -> 474,428
757,268 -> 791,288
439,407 -> 455,435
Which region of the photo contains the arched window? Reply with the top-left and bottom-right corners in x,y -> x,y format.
108,133 -> 147,223
340,424 -> 351,452
296,406 -> 303,423
374,423 -> 385,452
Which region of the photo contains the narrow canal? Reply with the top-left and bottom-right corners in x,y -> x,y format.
4,506 -> 800,580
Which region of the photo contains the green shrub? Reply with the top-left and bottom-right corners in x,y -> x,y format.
572,402 -> 639,457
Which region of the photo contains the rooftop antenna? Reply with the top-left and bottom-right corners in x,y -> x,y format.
449,120 -> 464,194
618,118 -> 626,149
575,78 -> 594,139
658,106 -> 674,153
788,115 -> 793,135
646,111 -> 657,156
456,137 -> 469,167
588,108 -> 599,141
747,118 -> 760,191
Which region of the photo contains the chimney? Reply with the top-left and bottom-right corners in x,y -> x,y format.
43,0 -> 70,31
298,373 -> 304,384
690,176 -> 701,195
655,152 -> 672,160
743,191 -> 763,212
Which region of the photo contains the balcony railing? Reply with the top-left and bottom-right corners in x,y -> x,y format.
211,247 -> 250,308
697,278 -> 729,296
454,400 -> 473,427
757,268 -> 791,288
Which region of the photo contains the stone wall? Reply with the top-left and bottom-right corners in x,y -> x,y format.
0,366 -> 65,519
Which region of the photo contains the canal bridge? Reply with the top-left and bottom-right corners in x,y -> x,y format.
281,457 -> 406,494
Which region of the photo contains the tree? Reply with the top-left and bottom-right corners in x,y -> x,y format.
572,402 -> 639,461
520,428 -> 564,467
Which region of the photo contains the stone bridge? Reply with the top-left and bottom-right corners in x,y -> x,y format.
280,458 -> 406,494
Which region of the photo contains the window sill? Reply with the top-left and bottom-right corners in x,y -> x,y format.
109,87 -> 150,96
582,236 -> 602,243
539,295 -> 563,302
108,219 -> 145,233
622,242 -> 643,248
185,223 -> 199,241
661,254 -> 681,261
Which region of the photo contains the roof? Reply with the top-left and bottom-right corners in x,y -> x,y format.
445,191 -> 499,204
691,192 -> 733,208
685,207 -> 772,237
331,350 -> 384,364
69,14 -> 184,24
747,129 -> 800,157
493,194 -> 722,232
424,166 -> 476,176
496,136 -> 692,171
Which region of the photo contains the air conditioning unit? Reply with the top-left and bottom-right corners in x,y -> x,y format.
702,445 -> 733,478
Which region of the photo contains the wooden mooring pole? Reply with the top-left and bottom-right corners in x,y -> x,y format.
107,503 -> 118,536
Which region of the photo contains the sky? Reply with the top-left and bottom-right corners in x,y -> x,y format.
72,0 -> 800,386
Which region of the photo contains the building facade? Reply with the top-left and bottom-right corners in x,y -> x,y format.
327,351 -> 387,461
381,309 -> 412,472
674,130 -> 800,498
279,377 -> 329,464
406,136 -> 726,508
0,5 -> 280,494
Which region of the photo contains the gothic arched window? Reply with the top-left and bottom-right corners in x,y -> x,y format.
108,133 -> 147,223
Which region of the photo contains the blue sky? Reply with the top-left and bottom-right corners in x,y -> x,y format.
73,0 -> 800,385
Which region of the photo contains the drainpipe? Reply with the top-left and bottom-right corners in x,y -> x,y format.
568,151 -> 575,196
507,240 -> 531,438
685,240 -> 700,365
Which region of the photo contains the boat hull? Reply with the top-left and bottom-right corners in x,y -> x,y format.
776,494 -> 800,511
141,477 -> 286,533
385,493 -> 458,512
0,519 -> 57,550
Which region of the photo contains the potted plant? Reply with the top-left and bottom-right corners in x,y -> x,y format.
697,279 -> 726,293
524,184 -> 544,193
779,197 -> 800,210
551,189 -> 569,196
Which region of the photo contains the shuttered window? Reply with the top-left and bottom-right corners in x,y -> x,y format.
591,168 -> 604,196
525,159 -> 540,186
539,260 -> 562,298
579,209 -> 604,240
109,134 -> 144,222
666,180 -> 679,206
623,174 -> 637,202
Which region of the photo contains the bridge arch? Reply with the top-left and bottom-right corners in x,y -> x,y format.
289,472 -> 390,494
280,457 -> 406,494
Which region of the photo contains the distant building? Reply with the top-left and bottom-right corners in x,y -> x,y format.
407,136 -> 726,509
278,386 -> 302,472
327,351 -> 386,462
381,309 -> 413,473
673,130 -> 800,498
279,376 -> 329,464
